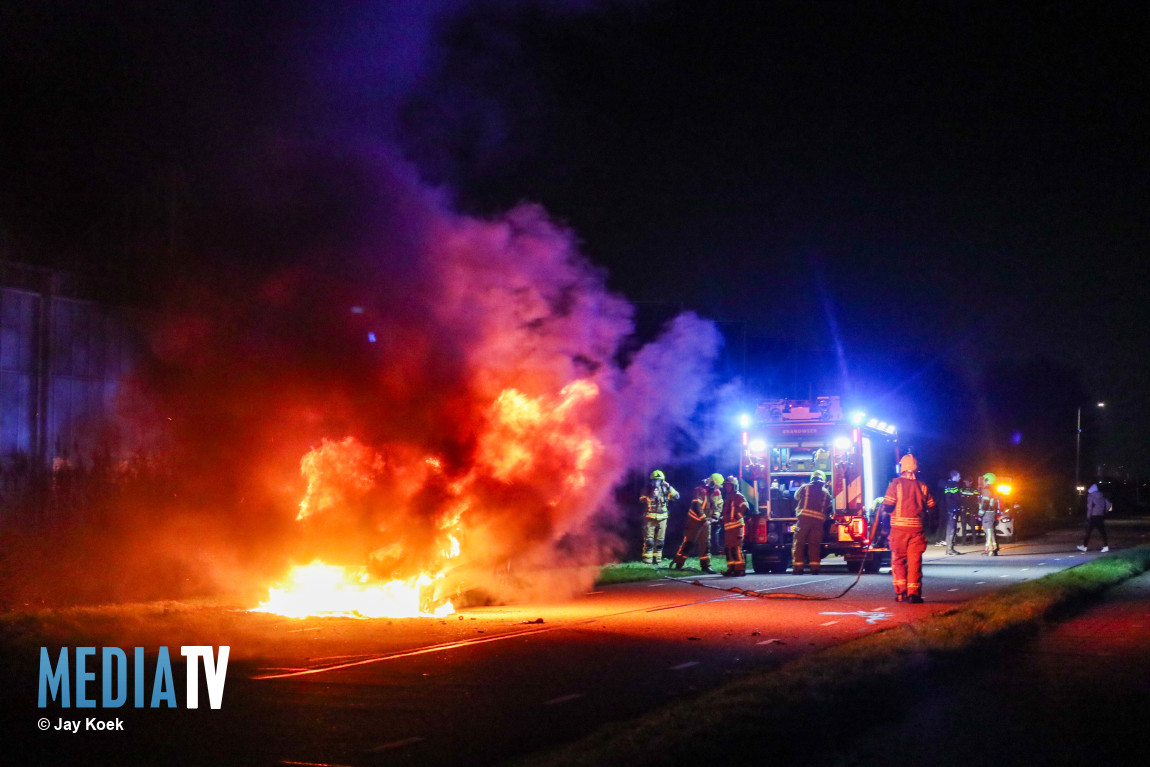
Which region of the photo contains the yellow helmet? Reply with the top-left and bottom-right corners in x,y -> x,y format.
708,472 -> 724,486
650,470 -> 665,481
899,454 -> 918,473
811,470 -> 826,482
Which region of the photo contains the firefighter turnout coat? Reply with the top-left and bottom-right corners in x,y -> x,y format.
721,490 -> 749,576
640,479 -> 680,564
792,480 -> 833,574
882,473 -> 938,598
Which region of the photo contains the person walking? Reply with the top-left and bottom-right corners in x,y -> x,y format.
791,469 -> 833,574
881,454 -> 938,603
1076,484 -> 1112,552
640,470 -> 680,565
720,475 -> 748,576
671,485 -> 716,572
980,486 -> 1001,556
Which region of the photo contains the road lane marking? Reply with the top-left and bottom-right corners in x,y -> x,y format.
757,639 -> 784,645
368,737 -> 425,752
544,694 -> 584,705
671,661 -> 699,670
820,610 -> 893,625
948,589 -> 959,592
976,581 -> 986,584
820,620 -> 839,626
252,597 -> 726,680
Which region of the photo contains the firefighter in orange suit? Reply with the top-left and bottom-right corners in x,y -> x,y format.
720,475 -> 749,576
640,470 -> 680,565
792,469 -> 833,575
671,486 -> 716,573
881,454 -> 937,603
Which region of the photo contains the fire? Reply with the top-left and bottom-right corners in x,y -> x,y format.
253,379 -> 606,618
253,561 -> 454,619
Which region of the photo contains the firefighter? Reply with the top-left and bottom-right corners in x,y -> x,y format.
720,475 -> 748,576
671,486 -> 716,572
791,469 -> 832,575
980,484 -> 1001,555
881,454 -> 938,603
934,469 -> 962,555
703,472 -> 725,553
640,470 -> 680,565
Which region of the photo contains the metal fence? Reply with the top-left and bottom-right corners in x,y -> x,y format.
0,261 -> 144,471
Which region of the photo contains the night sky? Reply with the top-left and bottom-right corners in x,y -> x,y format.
2,0 -> 1148,479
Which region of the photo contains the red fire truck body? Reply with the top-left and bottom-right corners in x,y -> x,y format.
740,397 -> 901,573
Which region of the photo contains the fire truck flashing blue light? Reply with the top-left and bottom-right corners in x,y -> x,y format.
866,418 -> 880,428
739,413 -> 752,429
367,332 -> 377,342
749,439 -> 767,453
833,436 -> 851,450
850,411 -> 866,426
884,424 -> 897,434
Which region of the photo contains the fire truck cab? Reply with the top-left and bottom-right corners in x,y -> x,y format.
740,397 -> 901,574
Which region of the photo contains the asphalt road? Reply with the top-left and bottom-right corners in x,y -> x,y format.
7,520 -> 1144,767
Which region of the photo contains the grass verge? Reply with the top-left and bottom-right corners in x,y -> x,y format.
521,547 -> 1150,767
595,557 -> 729,586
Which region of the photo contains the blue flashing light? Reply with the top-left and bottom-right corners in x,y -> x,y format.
833,436 -> 851,450
739,413 -> 752,429
850,410 -> 866,426
367,332 -> 377,343
749,438 -> 767,453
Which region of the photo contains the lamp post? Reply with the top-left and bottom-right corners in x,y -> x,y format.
1075,402 -> 1105,492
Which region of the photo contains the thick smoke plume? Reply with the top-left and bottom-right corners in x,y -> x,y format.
0,3 -> 721,607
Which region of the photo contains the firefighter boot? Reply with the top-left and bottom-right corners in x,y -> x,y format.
895,591 -> 907,603
909,593 -> 924,604
699,558 -> 715,574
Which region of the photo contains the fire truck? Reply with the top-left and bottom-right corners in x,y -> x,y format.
739,397 -> 901,573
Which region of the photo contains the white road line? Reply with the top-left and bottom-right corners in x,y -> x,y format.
670,661 -> 699,670
976,581 -> 986,584
647,582 -> 669,586
821,620 -> 839,626
253,598 -> 722,680
545,693 -> 584,705
368,737 -> 425,752
948,588 -> 959,592
757,639 -> 784,645
1000,575 -> 1009,578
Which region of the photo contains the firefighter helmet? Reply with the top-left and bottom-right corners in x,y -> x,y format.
650,469 -> 665,481
982,472 -> 996,485
724,475 -> 739,487
708,472 -> 724,486
811,469 -> 826,482
899,454 -> 918,473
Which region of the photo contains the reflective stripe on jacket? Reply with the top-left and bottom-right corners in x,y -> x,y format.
796,481 -> 833,521
883,475 -> 937,529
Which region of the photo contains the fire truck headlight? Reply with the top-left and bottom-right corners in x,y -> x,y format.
833,436 -> 851,451
749,438 -> 767,453
997,484 -> 1011,495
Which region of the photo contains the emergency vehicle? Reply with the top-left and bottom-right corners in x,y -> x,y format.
739,397 -> 901,573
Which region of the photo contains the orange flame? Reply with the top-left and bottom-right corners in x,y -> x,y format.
253,561 -> 454,619
253,381 -> 603,619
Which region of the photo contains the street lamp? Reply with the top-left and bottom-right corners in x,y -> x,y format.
1076,402 -> 1105,492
